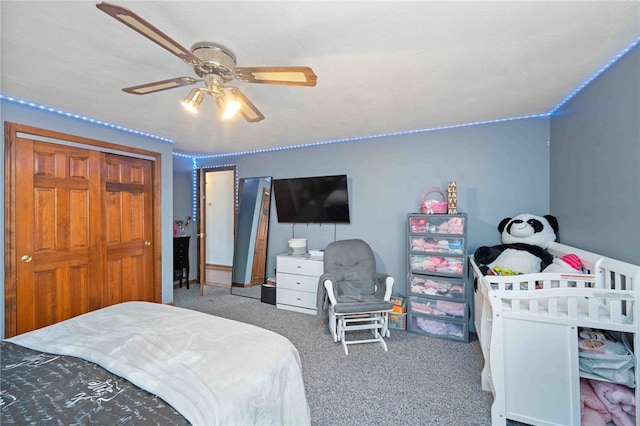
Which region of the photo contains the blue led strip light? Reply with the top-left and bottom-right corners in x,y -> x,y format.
192,168 -> 198,222
192,37 -> 640,159
550,36 -> 640,115
172,152 -> 194,159
0,95 -> 175,144
194,113 -> 551,160
189,160 -> 238,222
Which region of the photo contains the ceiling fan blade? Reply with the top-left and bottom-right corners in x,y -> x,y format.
96,2 -> 202,66
227,87 -> 265,122
123,77 -> 197,95
235,67 -> 317,87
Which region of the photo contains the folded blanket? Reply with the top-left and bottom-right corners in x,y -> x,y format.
580,379 -> 611,426
589,380 -> 636,426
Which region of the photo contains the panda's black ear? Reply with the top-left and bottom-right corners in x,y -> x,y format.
497,217 -> 511,233
544,215 -> 559,235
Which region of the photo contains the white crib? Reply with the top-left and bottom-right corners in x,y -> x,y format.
470,242 -> 639,426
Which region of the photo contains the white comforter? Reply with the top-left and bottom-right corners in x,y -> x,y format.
8,301 -> 311,426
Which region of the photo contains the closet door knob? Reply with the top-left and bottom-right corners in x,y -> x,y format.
144,241 -> 151,246
21,254 -> 32,263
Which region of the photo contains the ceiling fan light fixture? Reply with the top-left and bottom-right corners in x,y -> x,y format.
97,3 -> 315,122
182,88 -> 204,113
216,88 -> 242,120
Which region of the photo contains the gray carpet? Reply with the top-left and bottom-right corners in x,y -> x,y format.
174,285 -> 495,426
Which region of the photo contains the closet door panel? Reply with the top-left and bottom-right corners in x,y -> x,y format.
33,187 -> 56,251
103,154 -> 153,306
69,188 -> 90,247
14,139 -> 101,334
26,265 -> 91,331
5,122 -> 160,337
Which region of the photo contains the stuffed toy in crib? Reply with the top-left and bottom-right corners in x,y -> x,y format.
474,213 -> 571,275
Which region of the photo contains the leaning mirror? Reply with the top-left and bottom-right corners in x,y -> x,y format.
231,177 -> 272,298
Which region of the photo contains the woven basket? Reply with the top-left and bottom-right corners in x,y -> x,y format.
388,312 -> 406,330
420,187 -> 448,214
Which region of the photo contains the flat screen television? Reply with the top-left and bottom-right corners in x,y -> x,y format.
273,174 -> 350,224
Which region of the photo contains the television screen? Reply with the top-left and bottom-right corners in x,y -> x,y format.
273,174 -> 350,224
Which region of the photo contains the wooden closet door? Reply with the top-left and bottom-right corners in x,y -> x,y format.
103,153 -> 154,305
14,139 -> 103,334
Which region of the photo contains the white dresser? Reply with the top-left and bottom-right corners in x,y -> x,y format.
276,254 -> 324,315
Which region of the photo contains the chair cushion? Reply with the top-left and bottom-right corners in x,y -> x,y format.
323,239 -> 376,296
334,295 -> 394,314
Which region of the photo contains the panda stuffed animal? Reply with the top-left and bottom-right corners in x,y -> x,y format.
474,213 -> 559,275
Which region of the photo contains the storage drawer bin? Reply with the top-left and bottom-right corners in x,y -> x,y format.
408,215 -> 465,235
409,297 -> 468,321
408,314 -> 469,342
408,274 -> 465,300
406,213 -> 469,342
409,236 -> 465,255
409,254 -> 465,277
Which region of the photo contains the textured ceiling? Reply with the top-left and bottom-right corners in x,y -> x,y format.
1,1 -> 639,156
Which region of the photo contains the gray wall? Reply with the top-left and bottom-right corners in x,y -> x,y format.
1,99 -> 176,338
550,45 -> 640,265
198,118 -> 551,297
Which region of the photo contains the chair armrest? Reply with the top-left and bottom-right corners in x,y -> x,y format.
317,272 -> 338,317
323,279 -> 338,306
373,273 -> 395,301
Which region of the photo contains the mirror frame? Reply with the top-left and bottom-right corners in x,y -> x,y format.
231,176 -> 272,294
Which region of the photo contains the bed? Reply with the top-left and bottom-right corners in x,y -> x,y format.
1,301 -> 311,425
470,242 -> 639,426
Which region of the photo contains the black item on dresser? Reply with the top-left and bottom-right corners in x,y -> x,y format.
173,236 -> 190,289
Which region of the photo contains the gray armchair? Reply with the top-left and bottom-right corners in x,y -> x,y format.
316,239 -> 395,354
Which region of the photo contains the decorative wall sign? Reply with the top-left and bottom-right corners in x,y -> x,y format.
447,181 -> 458,214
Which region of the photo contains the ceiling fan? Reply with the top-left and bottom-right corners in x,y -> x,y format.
96,2 -> 317,122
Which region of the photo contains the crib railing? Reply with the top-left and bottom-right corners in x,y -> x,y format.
484,272 -> 597,291
598,256 -> 639,324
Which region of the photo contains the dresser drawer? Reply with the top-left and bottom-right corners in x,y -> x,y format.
277,272 -> 319,292
277,288 -> 317,310
277,255 -> 323,276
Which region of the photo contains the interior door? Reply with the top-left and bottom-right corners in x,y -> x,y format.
103,153 -> 154,305
199,166 -> 206,295
13,139 -> 104,334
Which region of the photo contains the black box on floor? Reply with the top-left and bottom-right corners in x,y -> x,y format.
261,284 -> 276,305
